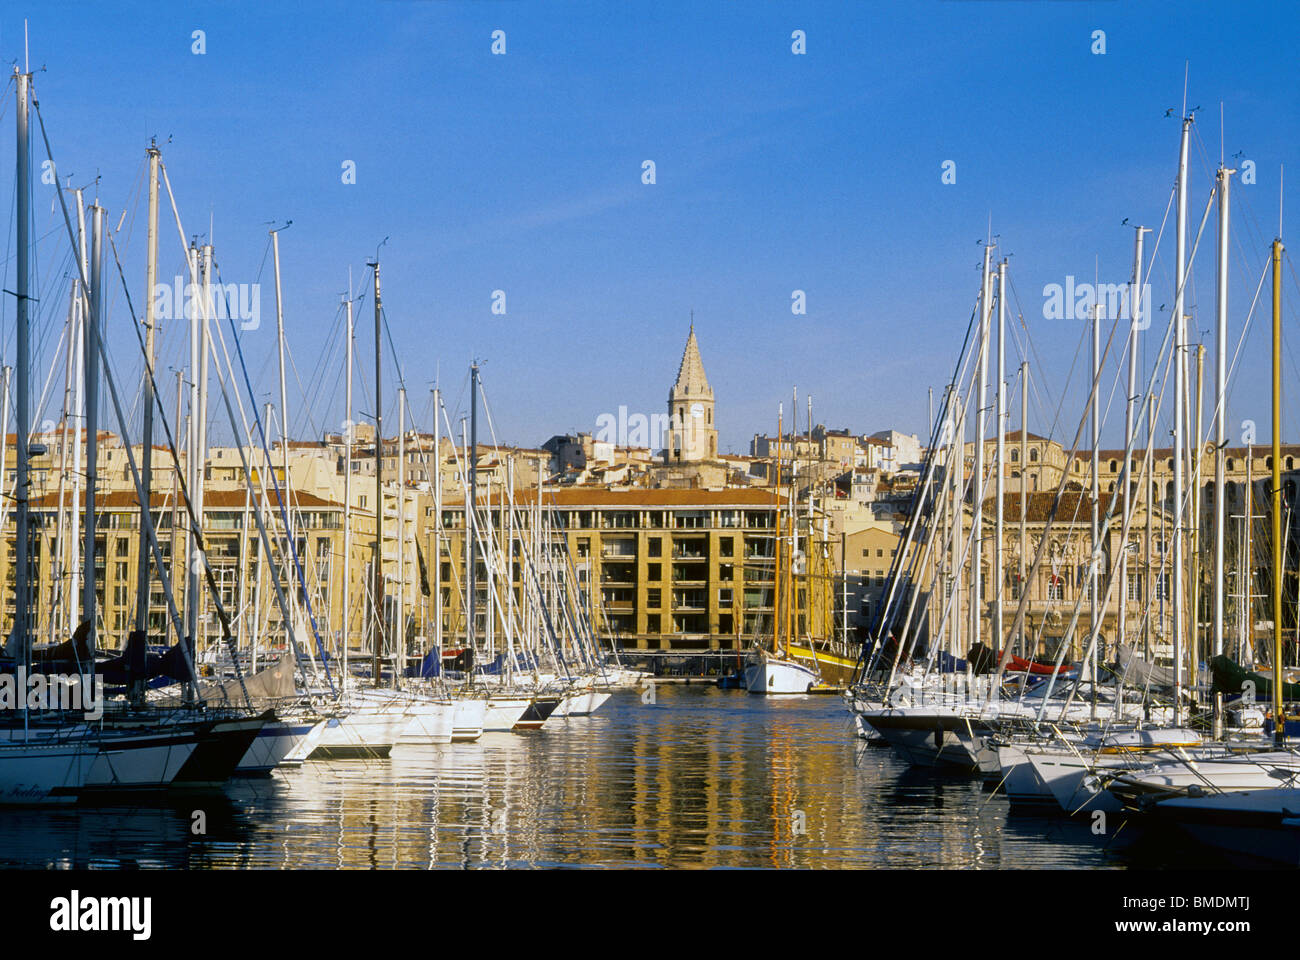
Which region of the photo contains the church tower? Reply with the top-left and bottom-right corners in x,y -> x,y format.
664,319 -> 717,463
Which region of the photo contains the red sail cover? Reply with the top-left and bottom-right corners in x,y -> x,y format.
1003,652 -> 1070,675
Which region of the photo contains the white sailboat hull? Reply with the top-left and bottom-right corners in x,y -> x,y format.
451,698 -> 486,742
398,699 -> 457,745
744,658 -> 817,695
482,697 -> 530,732
310,691 -> 412,759
237,719 -> 322,774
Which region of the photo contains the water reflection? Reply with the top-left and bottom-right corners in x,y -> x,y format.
0,688 -> 1157,868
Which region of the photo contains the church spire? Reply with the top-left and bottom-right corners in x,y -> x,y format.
672,319 -> 712,400
665,317 -> 716,463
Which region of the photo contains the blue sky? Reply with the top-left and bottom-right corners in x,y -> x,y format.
1,0 -> 1298,455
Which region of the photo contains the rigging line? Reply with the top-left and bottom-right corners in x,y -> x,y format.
35,105 -> 213,702
210,275 -> 337,691
1201,254 -> 1273,457
305,303 -> 349,436
995,258 -> 1181,701
153,157 -> 330,693
1005,271 -> 1073,446
209,262 -> 347,680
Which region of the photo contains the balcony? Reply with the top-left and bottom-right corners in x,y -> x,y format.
672,562 -> 708,583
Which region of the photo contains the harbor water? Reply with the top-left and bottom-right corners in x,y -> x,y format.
0,687 -> 1192,869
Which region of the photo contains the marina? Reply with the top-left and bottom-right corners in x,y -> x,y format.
0,686 -> 1176,870
0,9 -> 1297,939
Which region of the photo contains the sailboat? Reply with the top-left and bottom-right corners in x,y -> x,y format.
745,403 -> 818,694
311,259 -> 457,756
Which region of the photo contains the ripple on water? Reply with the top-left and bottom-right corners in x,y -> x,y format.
0,687 -> 1142,868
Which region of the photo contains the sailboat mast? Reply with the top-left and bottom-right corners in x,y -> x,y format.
1146,394 -> 1155,658
343,291 -> 353,680
84,204 -> 105,672
69,190 -> 87,636
184,244 -> 200,659
469,362 -> 480,659
13,67 -> 31,679
994,258 -> 1006,654
1213,165 -> 1232,736
433,388 -> 442,659
774,404 -> 783,656
1172,114 -> 1192,724
172,371 -> 183,630
1020,363 -> 1028,655
197,242 -> 213,654
1191,347 -> 1205,707
1271,237 -> 1284,746
50,281 -> 75,643
971,243 -> 992,655
1090,301 -> 1100,715
134,144 -> 161,640
271,228 -> 295,663
953,393 -> 964,656
1122,226 -> 1148,659
397,386 -> 406,684
1246,451 -> 1254,664
371,259 -> 383,684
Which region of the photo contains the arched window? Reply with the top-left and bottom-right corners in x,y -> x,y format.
1109,459 -> 1118,473
1030,448 -> 1039,462
1010,448 -> 1019,462
1227,458 -> 1235,471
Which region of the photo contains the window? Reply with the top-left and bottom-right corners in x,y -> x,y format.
1127,574 -> 1142,602
646,614 -> 660,633
718,588 -> 733,606
719,563 -> 733,581
720,537 -> 734,557
647,588 -> 661,608
675,511 -> 708,529
648,538 -> 662,557
1047,575 -> 1064,601
648,563 -> 661,581
1030,449 -> 1039,462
